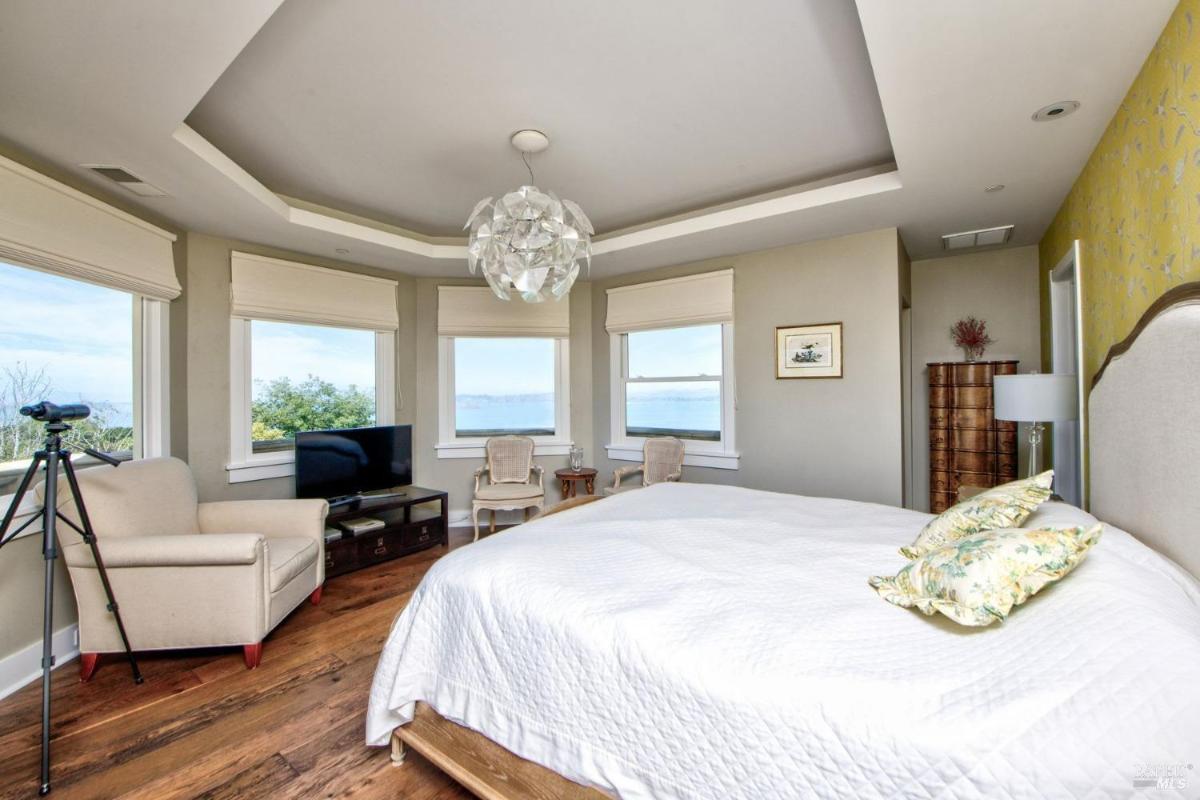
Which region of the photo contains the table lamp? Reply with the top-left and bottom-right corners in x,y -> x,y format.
993,373 -> 1079,478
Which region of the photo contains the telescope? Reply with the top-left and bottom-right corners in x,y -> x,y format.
20,402 -> 92,423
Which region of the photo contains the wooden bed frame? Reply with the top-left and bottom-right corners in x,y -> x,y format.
390,703 -> 608,800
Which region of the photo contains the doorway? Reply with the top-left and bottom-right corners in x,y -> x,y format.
1048,241 -> 1085,507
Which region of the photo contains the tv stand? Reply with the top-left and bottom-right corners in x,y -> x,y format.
322,486 -> 448,579
328,489 -> 409,511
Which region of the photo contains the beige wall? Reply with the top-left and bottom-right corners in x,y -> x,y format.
413,278 -> 593,518
591,228 -> 907,506
909,246 -> 1042,511
183,233 -> 419,502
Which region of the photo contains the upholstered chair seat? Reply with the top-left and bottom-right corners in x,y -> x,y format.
472,436 -> 544,540
44,456 -> 328,678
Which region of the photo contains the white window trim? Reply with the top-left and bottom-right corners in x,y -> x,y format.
1,286 -> 169,540
606,322 -> 739,470
435,336 -> 572,459
226,319 -> 396,483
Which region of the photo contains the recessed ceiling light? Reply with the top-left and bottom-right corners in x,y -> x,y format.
1031,101 -> 1080,122
985,184 -> 1005,193
335,248 -> 350,256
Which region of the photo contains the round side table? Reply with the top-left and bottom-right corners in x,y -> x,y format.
555,467 -> 597,498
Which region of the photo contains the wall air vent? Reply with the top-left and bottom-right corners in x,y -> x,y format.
82,164 -> 169,197
941,224 -> 1014,251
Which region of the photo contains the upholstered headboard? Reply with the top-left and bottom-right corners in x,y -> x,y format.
1089,282 -> 1200,579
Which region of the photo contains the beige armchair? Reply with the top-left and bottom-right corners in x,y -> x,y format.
45,457 -> 328,678
472,436 -> 544,541
605,437 -> 685,495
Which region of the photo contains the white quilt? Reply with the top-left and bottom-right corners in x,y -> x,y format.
366,483 -> 1200,799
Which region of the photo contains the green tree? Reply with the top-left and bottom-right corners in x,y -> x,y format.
251,376 -> 374,441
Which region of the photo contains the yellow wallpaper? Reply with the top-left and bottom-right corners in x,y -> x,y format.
1040,0 -> 1200,383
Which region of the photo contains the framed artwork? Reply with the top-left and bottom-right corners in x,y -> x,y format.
775,322 -> 842,379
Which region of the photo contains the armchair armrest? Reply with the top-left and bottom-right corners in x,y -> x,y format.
531,464 -> 544,489
612,463 -> 644,491
198,499 -> 328,540
666,470 -> 683,482
474,464 -> 489,493
65,533 -> 265,569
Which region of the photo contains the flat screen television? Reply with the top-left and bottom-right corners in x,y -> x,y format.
295,424 -> 412,503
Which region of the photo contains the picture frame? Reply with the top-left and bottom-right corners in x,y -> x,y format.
775,322 -> 843,379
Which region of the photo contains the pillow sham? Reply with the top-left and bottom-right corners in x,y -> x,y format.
870,524 -> 1102,627
901,470 -> 1054,559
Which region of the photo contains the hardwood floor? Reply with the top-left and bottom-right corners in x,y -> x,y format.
0,528 -> 489,800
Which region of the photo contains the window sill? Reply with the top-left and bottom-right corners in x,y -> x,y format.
435,439 -> 574,459
226,453 -> 295,484
605,443 -> 740,470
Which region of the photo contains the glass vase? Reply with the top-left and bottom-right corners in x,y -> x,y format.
569,446 -> 584,471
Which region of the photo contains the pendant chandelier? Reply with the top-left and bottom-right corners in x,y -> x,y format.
464,130 -> 592,303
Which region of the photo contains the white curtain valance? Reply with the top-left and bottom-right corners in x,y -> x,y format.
437,286 -> 570,338
605,268 -> 733,333
230,252 -> 398,331
0,154 -> 180,300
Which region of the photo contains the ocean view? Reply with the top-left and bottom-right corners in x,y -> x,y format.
456,389 -> 720,436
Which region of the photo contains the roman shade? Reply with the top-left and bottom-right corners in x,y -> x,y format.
437,286 -> 570,337
230,251 -> 398,330
605,269 -> 733,333
0,154 -> 180,300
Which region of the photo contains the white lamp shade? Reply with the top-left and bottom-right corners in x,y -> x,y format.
994,374 -> 1079,422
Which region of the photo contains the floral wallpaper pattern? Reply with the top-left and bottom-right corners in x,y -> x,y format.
1040,0 -> 1200,383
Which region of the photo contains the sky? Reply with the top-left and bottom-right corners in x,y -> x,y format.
0,262 -> 133,414
251,320 -> 376,396
628,324 -> 722,379
455,337 -> 554,395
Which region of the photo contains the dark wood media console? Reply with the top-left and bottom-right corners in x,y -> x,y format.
323,486 -> 449,578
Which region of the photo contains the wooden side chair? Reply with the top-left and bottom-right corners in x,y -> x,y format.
472,436 -> 545,541
605,436 -> 685,495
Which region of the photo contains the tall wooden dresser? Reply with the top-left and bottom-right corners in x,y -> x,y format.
927,360 -> 1019,513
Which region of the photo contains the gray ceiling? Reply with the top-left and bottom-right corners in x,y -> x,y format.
186,0 -> 893,236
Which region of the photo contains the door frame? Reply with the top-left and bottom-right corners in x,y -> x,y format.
1048,240 -> 1086,508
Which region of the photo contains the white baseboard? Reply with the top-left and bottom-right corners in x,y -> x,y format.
0,624 -> 79,702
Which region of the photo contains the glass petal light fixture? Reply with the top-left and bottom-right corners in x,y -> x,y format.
464,130 -> 592,303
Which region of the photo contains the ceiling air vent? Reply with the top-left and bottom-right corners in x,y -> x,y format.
83,164 -> 169,197
942,224 -> 1013,251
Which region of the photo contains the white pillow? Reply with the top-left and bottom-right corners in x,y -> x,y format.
1023,500 -> 1100,531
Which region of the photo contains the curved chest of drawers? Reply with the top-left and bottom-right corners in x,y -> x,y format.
927,360 -> 1018,513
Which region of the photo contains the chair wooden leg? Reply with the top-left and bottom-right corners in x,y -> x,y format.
523,506 -> 531,522
489,510 -> 496,534
79,653 -> 100,683
243,642 -> 263,670
472,506 -> 481,542
309,585 -> 323,605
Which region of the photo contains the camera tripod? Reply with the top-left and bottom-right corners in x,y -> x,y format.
0,405 -> 143,796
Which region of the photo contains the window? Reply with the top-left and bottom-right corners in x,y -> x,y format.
609,322 -> 737,469
229,319 -> 395,482
436,336 -> 570,458
250,321 -> 377,450
0,259 -> 169,494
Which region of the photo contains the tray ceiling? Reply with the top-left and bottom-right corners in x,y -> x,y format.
185,0 -> 894,237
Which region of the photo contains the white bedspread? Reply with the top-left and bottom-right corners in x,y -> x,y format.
366,483 -> 1200,799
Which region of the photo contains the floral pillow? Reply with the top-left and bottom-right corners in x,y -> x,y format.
901,470 -> 1055,559
870,524 -> 1102,627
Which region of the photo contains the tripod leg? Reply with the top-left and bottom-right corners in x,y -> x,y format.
60,456 -> 143,686
38,449 -> 58,796
0,453 -> 45,548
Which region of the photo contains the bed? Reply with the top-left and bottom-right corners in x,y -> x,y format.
367,284 -> 1200,799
